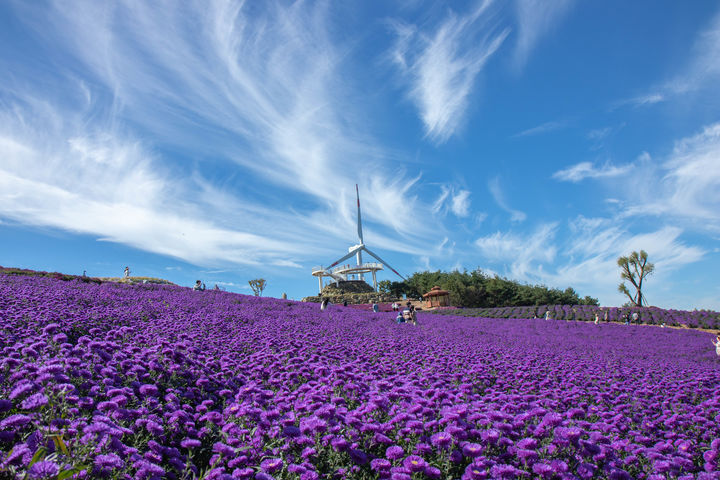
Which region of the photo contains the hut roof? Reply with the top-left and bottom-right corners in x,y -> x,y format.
423,285 -> 449,298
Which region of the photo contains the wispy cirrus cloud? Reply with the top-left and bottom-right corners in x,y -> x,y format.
623,123 -> 720,230
0,0 -> 446,271
610,93 -> 666,110
512,120 -> 567,138
513,0 -> 574,70
551,218 -> 705,306
432,185 -> 472,217
475,223 -> 557,279
614,8 -> 720,109
552,160 -> 633,183
389,1 -> 510,143
488,176 -> 526,222
474,215 -> 705,307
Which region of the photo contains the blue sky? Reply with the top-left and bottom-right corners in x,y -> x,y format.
1,1 -> 719,309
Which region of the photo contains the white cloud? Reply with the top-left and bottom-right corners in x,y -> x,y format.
431,185 -> 472,217
474,215 -> 705,307
512,120 -> 566,137
666,9 -> 720,95
623,123 -> 720,230
450,189 -> 471,217
488,176 -> 526,222
475,223 -> 557,278
551,218 -> 705,306
616,9 -> 720,108
552,161 -> 633,182
513,0 -> 574,69
390,1 -> 510,143
0,1 -> 453,271
611,93 -> 665,110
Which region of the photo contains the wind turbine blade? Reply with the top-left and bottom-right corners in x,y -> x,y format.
356,184 -> 364,244
363,247 -> 406,280
327,248 -> 359,269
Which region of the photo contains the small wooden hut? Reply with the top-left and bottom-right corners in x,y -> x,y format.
423,285 -> 450,308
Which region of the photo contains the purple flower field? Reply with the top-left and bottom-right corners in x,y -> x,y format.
1,274 -> 719,479
433,306 -> 720,330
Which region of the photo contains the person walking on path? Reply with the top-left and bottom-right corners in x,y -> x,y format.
712,334 -> 720,357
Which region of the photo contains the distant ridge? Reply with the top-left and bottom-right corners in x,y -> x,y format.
0,266 -> 174,286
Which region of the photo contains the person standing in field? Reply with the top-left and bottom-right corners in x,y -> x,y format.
712,335 -> 720,357
545,310 -> 551,320
603,310 -> 609,323
594,313 -> 599,324
372,303 -> 379,313
632,311 -> 639,324
124,266 -> 130,278
409,305 -> 418,326
320,298 -> 329,311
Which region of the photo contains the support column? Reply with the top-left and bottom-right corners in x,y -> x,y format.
372,270 -> 377,291
318,275 -> 323,293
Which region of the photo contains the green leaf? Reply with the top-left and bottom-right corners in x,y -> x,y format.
57,466 -> 88,480
27,446 -> 47,468
51,434 -> 71,457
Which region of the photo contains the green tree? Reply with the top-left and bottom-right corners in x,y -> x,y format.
617,250 -> 654,306
377,280 -> 392,294
248,278 -> 267,297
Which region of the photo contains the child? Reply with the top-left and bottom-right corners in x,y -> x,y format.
395,312 -> 404,324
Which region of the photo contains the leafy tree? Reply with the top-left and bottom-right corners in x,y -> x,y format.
377,280 -> 392,294
617,250 -> 654,307
248,278 -> 267,297
396,268 -> 598,308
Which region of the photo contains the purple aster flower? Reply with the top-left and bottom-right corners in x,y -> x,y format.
95,453 -> 124,470
21,393 -> 48,410
232,467 -> 254,479
260,458 -> 283,473
402,455 -> 427,472
532,462 -> 553,478
139,384 -> 159,396
370,458 -> 391,471
97,400 -> 119,412
0,414 -> 31,429
42,323 -> 60,335
28,460 -> 59,479
430,431 -> 453,448
462,443 -> 483,458
386,445 -> 404,460
490,464 -> 521,479
0,399 -> 12,412
331,437 -> 350,452
9,382 -> 35,400
181,438 -> 202,449
516,437 -> 538,450
424,466 -> 442,479
463,463 -> 487,480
